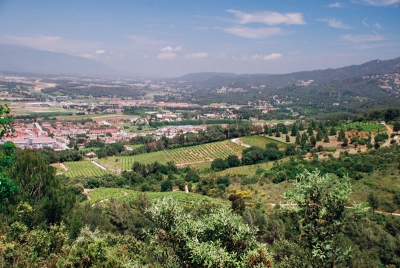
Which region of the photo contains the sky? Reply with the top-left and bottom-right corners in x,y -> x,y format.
0,0 -> 399,77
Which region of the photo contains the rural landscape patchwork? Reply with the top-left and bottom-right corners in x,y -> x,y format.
1,1 -> 400,267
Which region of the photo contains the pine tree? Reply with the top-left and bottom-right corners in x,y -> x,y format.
299,122 -> 304,131
275,127 -> 281,137
329,126 -> 336,136
290,123 -> 298,137
323,134 -> 330,143
338,129 -> 346,142
316,128 -> 323,141
311,120 -> 317,129
307,125 -> 314,136
286,134 -> 290,142
282,125 -> 288,134
296,132 -> 301,145
310,135 -> 317,147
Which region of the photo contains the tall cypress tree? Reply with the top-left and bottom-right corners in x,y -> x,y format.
290,123 -> 298,137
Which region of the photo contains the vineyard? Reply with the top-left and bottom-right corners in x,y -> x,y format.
64,161 -> 109,178
164,140 -> 244,165
99,140 -> 245,170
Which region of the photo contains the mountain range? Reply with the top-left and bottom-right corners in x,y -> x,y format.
172,57 -> 400,88
0,44 -> 116,77
0,44 -> 399,85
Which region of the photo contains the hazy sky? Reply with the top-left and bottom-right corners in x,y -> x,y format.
0,0 -> 399,77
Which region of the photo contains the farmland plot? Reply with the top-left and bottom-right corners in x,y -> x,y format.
99,140 -> 245,171
64,161 -> 109,178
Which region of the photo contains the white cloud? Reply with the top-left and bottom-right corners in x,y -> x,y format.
160,45 -> 182,52
361,0 -> 400,6
158,52 -> 176,59
362,18 -> 369,27
95,49 -> 105,54
342,33 -> 385,42
252,53 -> 282,60
185,52 -> 208,59
226,9 -> 306,25
328,2 -> 344,7
375,23 -> 383,29
217,26 -> 284,39
158,45 -> 182,59
81,54 -> 96,59
126,35 -> 164,45
319,18 -> 352,29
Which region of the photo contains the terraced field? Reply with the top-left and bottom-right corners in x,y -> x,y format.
99,140 -> 245,170
64,161 -> 109,178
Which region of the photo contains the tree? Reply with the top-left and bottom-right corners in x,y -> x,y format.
0,101 -> 12,138
309,135 -> 317,147
6,150 -> 75,226
393,121 -> 400,133
307,125 -> 314,136
342,137 -> 349,147
275,127 -> 281,137
147,197 -> 273,267
290,123 -> 298,137
295,132 -> 301,145
283,170 -> 352,267
338,129 -> 346,142
329,126 -> 336,136
367,192 -> 380,213
227,155 -> 240,167
185,170 -> 200,183
160,180 -> 173,192
228,194 -> 245,215
211,158 -> 229,171
316,129 -> 323,141
323,134 -> 330,143
285,134 -> 290,142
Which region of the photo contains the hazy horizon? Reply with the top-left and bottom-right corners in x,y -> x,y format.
0,0 -> 399,77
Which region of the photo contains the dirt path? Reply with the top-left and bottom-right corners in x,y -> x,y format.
176,160 -> 209,166
59,163 -> 68,171
231,138 -> 251,148
91,160 -> 107,170
381,122 -> 394,147
83,189 -> 93,200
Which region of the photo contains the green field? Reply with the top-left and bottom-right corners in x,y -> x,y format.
98,140 -> 245,170
336,121 -> 386,133
241,135 -> 287,149
64,161 -> 109,177
86,188 -> 228,209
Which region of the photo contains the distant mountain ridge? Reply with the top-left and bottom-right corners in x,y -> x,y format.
173,57 -> 400,88
0,44 -> 116,77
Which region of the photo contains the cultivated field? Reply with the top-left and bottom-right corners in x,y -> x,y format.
241,136 -> 287,149
98,140 -> 245,170
64,161 -> 109,177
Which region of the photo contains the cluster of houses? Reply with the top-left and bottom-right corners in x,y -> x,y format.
0,120 -> 134,150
